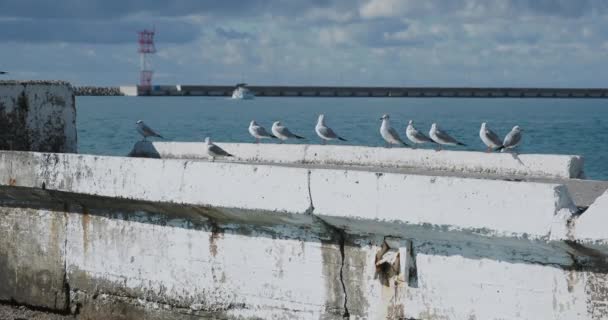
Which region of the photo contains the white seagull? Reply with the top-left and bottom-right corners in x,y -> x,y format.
406,120 -> 435,148
429,123 -> 466,150
205,137 -> 233,161
136,120 -> 163,141
315,114 -> 347,145
501,125 -> 523,152
249,120 -> 277,143
379,114 -> 409,147
271,121 -> 306,143
479,122 -> 503,152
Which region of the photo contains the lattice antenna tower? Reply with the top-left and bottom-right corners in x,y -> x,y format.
137,28 -> 156,88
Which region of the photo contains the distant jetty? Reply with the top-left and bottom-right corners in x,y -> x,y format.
76,85 -> 608,98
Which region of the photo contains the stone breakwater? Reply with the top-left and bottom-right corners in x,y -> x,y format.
73,86 -> 124,96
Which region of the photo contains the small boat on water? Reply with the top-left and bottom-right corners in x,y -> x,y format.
231,83 -> 255,100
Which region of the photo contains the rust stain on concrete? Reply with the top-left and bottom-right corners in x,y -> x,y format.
208,223 -> 222,257
81,206 -> 90,257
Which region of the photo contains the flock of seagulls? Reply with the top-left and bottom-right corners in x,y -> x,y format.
135,114 -> 523,160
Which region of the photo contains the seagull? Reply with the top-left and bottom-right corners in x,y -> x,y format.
479,122 -> 503,152
249,120 -> 277,143
205,137 -> 233,161
272,121 -> 306,143
501,125 -> 523,152
0,71 -> 7,75
379,114 -> 409,147
429,123 -> 466,150
315,114 -> 347,145
406,120 -> 435,148
136,120 -> 163,141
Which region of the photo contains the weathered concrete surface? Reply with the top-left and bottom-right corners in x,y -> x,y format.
310,168 -> 577,239
0,205 -> 68,310
573,190 -> 608,245
0,151 -> 582,240
1,148 -> 607,319
130,141 -> 585,179
341,237 -> 607,320
0,81 -> 76,153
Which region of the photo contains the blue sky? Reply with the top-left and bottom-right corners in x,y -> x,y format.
1,0 -> 607,87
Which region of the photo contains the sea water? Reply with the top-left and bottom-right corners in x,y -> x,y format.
77,96 -> 608,180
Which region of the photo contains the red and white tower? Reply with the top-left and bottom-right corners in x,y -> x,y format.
137,28 -> 156,89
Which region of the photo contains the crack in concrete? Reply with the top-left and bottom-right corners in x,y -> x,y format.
61,203 -> 71,314
304,169 -> 314,215
337,229 -> 350,319
305,169 -> 350,318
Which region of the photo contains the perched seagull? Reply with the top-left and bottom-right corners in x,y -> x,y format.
205,137 -> 233,161
272,121 -> 305,143
406,120 -> 435,148
248,120 -> 277,143
501,125 -> 523,152
136,120 -> 163,141
379,114 -> 409,147
479,122 -> 504,152
315,114 -> 347,145
429,123 -> 466,150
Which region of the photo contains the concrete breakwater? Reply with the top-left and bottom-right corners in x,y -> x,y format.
73,86 -> 123,96
1,81 -> 608,319
76,85 -> 608,98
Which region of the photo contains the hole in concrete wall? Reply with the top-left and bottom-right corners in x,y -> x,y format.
375,239 -> 401,287
375,238 -> 418,288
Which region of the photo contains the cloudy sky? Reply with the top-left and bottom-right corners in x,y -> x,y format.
1,0 -> 607,87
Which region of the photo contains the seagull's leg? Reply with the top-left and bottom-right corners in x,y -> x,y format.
256,138 -> 259,144
321,139 -> 326,145
486,146 -> 491,153
412,144 -> 417,150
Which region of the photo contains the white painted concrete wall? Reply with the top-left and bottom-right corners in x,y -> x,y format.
0,151 -> 579,240
131,141 -> 584,179
344,238 -> 598,319
1,149 -> 606,319
573,190 -> 608,244
66,213 -> 339,319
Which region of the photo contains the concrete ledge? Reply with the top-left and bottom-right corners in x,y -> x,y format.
130,142 -> 585,179
574,190 -> 608,244
0,150 -> 581,240
310,168 -> 576,239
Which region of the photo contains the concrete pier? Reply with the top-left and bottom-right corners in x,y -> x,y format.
2,81 -> 608,319
107,85 -> 608,98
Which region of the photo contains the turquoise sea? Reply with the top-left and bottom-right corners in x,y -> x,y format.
76,96 -> 608,180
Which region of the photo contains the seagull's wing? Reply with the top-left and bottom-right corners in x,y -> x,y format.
435,129 -> 460,144
318,126 -> 338,139
413,129 -> 434,142
255,126 -> 273,138
209,144 -> 233,157
142,123 -> 162,138
388,127 -> 407,145
277,126 -> 295,138
485,128 -> 503,146
503,131 -> 521,148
